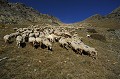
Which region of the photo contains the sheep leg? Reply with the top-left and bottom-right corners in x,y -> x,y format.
18,43 -> 21,48
16,41 -> 18,46
60,44 -> 63,47
64,44 -> 68,50
5,40 -> 7,44
79,49 -> 83,55
48,46 -> 52,51
90,52 -> 97,59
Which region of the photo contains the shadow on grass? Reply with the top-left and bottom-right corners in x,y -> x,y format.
90,34 -> 106,42
20,43 -> 26,48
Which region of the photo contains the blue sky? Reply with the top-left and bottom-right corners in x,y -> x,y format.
9,0 -> 120,23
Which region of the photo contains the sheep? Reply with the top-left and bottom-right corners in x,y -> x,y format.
54,29 -> 62,36
43,29 -> 49,36
51,34 -> 61,42
72,37 -> 83,44
29,33 -> 35,37
3,26 -> 98,59
45,34 -> 60,42
45,34 -> 54,42
23,28 -> 28,31
86,34 -> 91,38
71,34 -> 83,43
72,33 -> 78,38
28,37 -> 36,45
41,38 -> 52,51
10,32 -> 20,38
3,35 -> 11,43
34,28 -> 40,31
82,45 -> 97,59
36,37 -> 42,46
59,37 -> 69,49
13,27 -> 18,31
48,28 -> 54,34
33,25 -> 38,28
16,28 -> 24,33
34,32 -> 40,37
22,33 -> 29,42
16,35 -> 23,48
70,41 -> 83,54
39,32 -> 45,37
28,36 -> 40,49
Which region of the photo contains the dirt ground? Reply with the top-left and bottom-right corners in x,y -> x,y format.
0,24 -> 120,79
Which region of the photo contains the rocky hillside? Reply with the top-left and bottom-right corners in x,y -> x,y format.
0,0 -> 61,25
106,7 -> 120,20
75,7 -> 120,29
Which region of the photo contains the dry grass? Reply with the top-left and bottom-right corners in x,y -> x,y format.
90,34 -> 106,42
87,28 -> 97,33
0,24 -> 120,79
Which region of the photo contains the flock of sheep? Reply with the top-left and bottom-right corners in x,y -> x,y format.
3,25 -> 97,59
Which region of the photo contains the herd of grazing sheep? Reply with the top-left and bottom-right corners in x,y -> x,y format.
3,25 -> 97,59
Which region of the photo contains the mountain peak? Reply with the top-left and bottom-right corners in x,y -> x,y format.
0,0 -> 8,6
76,6 -> 120,29
91,14 -> 103,18
0,0 -> 8,3
111,6 -> 120,14
85,14 -> 104,21
106,6 -> 120,19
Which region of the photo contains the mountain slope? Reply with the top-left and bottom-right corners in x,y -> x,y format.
107,7 -> 120,18
75,7 -> 120,29
0,0 -> 61,25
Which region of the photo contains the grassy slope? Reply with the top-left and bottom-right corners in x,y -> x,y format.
0,24 -> 120,79
84,19 -> 120,29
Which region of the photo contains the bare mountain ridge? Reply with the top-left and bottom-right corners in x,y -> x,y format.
85,7 -> 120,21
106,7 -> 120,20
0,0 -> 61,25
77,7 -> 120,29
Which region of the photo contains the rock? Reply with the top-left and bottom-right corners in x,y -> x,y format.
0,0 -> 61,25
0,57 -> 8,62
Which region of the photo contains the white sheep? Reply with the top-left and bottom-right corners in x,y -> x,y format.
64,32 -> 71,37
35,37 -> 42,44
48,28 -> 54,34
10,32 -> 19,38
82,45 -> 97,59
16,35 -> 23,48
34,32 -> 40,37
23,28 -> 28,31
28,37 -> 36,45
70,41 -> 83,54
22,33 -> 29,42
17,28 -> 24,33
86,34 -> 91,38
45,34 -> 59,42
3,35 -> 11,43
29,33 -> 35,37
42,38 -> 52,51
51,34 -> 60,42
59,37 -> 69,49
39,32 -> 45,37
34,28 -> 40,31
13,27 -> 18,31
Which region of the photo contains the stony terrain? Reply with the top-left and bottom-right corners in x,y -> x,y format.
0,0 -> 61,25
0,0 -> 120,79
